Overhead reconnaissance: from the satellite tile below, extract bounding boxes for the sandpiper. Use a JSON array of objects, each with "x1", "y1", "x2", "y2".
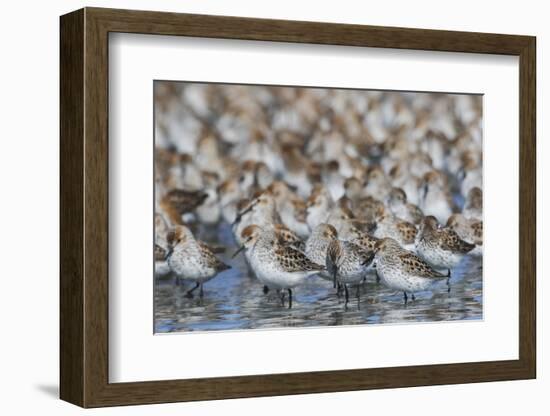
[
  {"x1": 387, "y1": 187, "x2": 423, "y2": 224},
  {"x1": 324, "y1": 160, "x2": 346, "y2": 201},
  {"x1": 306, "y1": 184, "x2": 333, "y2": 231},
  {"x1": 232, "y1": 192, "x2": 280, "y2": 245},
  {"x1": 419, "y1": 171, "x2": 454, "y2": 224},
  {"x1": 237, "y1": 160, "x2": 261, "y2": 195},
  {"x1": 459, "y1": 156, "x2": 482, "y2": 198},
  {"x1": 463, "y1": 187, "x2": 483, "y2": 221},
  {"x1": 164, "y1": 153, "x2": 204, "y2": 192},
  {"x1": 196, "y1": 187, "x2": 221, "y2": 225},
  {"x1": 375, "y1": 238, "x2": 450, "y2": 303},
  {"x1": 234, "y1": 225, "x2": 325, "y2": 308},
  {"x1": 256, "y1": 161, "x2": 276, "y2": 190},
  {"x1": 218, "y1": 178, "x2": 241, "y2": 224},
  {"x1": 273, "y1": 223, "x2": 305, "y2": 251},
  {"x1": 336, "y1": 227, "x2": 381, "y2": 283},
  {"x1": 160, "y1": 188, "x2": 208, "y2": 225},
  {"x1": 372, "y1": 206, "x2": 417, "y2": 250},
  {"x1": 195, "y1": 132, "x2": 225, "y2": 177},
  {"x1": 354, "y1": 196, "x2": 385, "y2": 225},
  {"x1": 154, "y1": 214, "x2": 172, "y2": 276},
  {"x1": 326, "y1": 239, "x2": 375, "y2": 306},
  {"x1": 343, "y1": 177, "x2": 365, "y2": 203},
  {"x1": 166, "y1": 225, "x2": 231, "y2": 298},
  {"x1": 388, "y1": 161, "x2": 421, "y2": 206},
  {"x1": 325, "y1": 196, "x2": 356, "y2": 232},
  {"x1": 415, "y1": 216, "x2": 475, "y2": 272},
  {"x1": 446, "y1": 213, "x2": 483, "y2": 257},
  {"x1": 281, "y1": 143, "x2": 314, "y2": 198},
  {"x1": 305, "y1": 223, "x2": 339, "y2": 281},
  {"x1": 267, "y1": 181, "x2": 310, "y2": 238},
  {"x1": 364, "y1": 166, "x2": 392, "y2": 200}
]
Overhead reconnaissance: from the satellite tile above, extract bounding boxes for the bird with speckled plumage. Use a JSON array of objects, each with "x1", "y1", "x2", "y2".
[
  {"x1": 387, "y1": 187, "x2": 423, "y2": 225},
  {"x1": 415, "y1": 216, "x2": 475, "y2": 272},
  {"x1": 446, "y1": 214, "x2": 483, "y2": 257},
  {"x1": 372, "y1": 205, "x2": 417, "y2": 250},
  {"x1": 305, "y1": 223, "x2": 339, "y2": 282},
  {"x1": 375, "y1": 238, "x2": 450, "y2": 303},
  {"x1": 326, "y1": 238, "x2": 375, "y2": 307},
  {"x1": 233, "y1": 225, "x2": 325, "y2": 308},
  {"x1": 167, "y1": 225, "x2": 231, "y2": 298}
]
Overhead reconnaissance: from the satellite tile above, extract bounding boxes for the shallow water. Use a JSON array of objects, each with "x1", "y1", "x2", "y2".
[{"x1": 154, "y1": 224, "x2": 483, "y2": 333}]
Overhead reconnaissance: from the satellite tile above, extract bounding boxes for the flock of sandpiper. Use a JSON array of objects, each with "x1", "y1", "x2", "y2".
[{"x1": 154, "y1": 83, "x2": 483, "y2": 309}]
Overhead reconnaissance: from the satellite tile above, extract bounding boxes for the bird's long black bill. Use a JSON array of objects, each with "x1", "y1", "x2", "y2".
[
  {"x1": 232, "y1": 202, "x2": 256, "y2": 225},
  {"x1": 232, "y1": 245, "x2": 246, "y2": 258},
  {"x1": 422, "y1": 183, "x2": 428, "y2": 199},
  {"x1": 164, "y1": 247, "x2": 173, "y2": 261}
]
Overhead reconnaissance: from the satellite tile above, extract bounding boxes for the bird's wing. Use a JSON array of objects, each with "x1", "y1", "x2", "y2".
[
  {"x1": 398, "y1": 251, "x2": 448, "y2": 278},
  {"x1": 165, "y1": 189, "x2": 208, "y2": 213},
  {"x1": 440, "y1": 229, "x2": 476, "y2": 253},
  {"x1": 274, "y1": 225, "x2": 303, "y2": 247},
  {"x1": 199, "y1": 244, "x2": 231, "y2": 272},
  {"x1": 275, "y1": 245, "x2": 325, "y2": 273},
  {"x1": 198, "y1": 241, "x2": 226, "y2": 254},
  {"x1": 396, "y1": 220, "x2": 417, "y2": 244},
  {"x1": 353, "y1": 234, "x2": 379, "y2": 252}
]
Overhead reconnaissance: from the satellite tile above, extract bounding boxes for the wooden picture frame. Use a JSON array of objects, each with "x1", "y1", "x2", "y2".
[{"x1": 60, "y1": 7, "x2": 536, "y2": 408}]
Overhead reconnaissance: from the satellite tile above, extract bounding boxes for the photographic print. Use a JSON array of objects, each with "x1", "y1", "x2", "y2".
[{"x1": 154, "y1": 81, "x2": 483, "y2": 333}]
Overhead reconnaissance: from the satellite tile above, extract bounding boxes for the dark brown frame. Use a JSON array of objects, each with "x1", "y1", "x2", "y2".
[{"x1": 60, "y1": 7, "x2": 536, "y2": 408}]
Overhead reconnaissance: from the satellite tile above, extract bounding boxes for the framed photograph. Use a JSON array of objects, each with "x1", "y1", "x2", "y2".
[{"x1": 60, "y1": 7, "x2": 536, "y2": 408}]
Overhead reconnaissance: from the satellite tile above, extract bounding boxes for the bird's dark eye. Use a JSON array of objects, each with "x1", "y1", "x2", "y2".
[{"x1": 239, "y1": 176, "x2": 245, "y2": 183}]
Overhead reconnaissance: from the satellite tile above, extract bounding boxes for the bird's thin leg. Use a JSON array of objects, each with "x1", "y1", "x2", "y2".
[
  {"x1": 447, "y1": 277, "x2": 451, "y2": 294},
  {"x1": 403, "y1": 291, "x2": 408, "y2": 304},
  {"x1": 411, "y1": 293, "x2": 416, "y2": 301},
  {"x1": 199, "y1": 283, "x2": 204, "y2": 298},
  {"x1": 279, "y1": 290, "x2": 286, "y2": 306},
  {"x1": 288, "y1": 288, "x2": 292, "y2": 309},
  {"x1": 375, "y1": 270, "x2": 380, "y2": 284},
  {"x1": 263, "y1": 285, "x2": 269, "y2": 295},
  {"x1": 344, "y1": 285, "x2": 349, "y2": 307},
  {"x1": 185, "y1": 282, "x2": 200, "y2": 298},
  {"x1": 336, "y1": 281, "x2": 344, "y2": 298}
]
